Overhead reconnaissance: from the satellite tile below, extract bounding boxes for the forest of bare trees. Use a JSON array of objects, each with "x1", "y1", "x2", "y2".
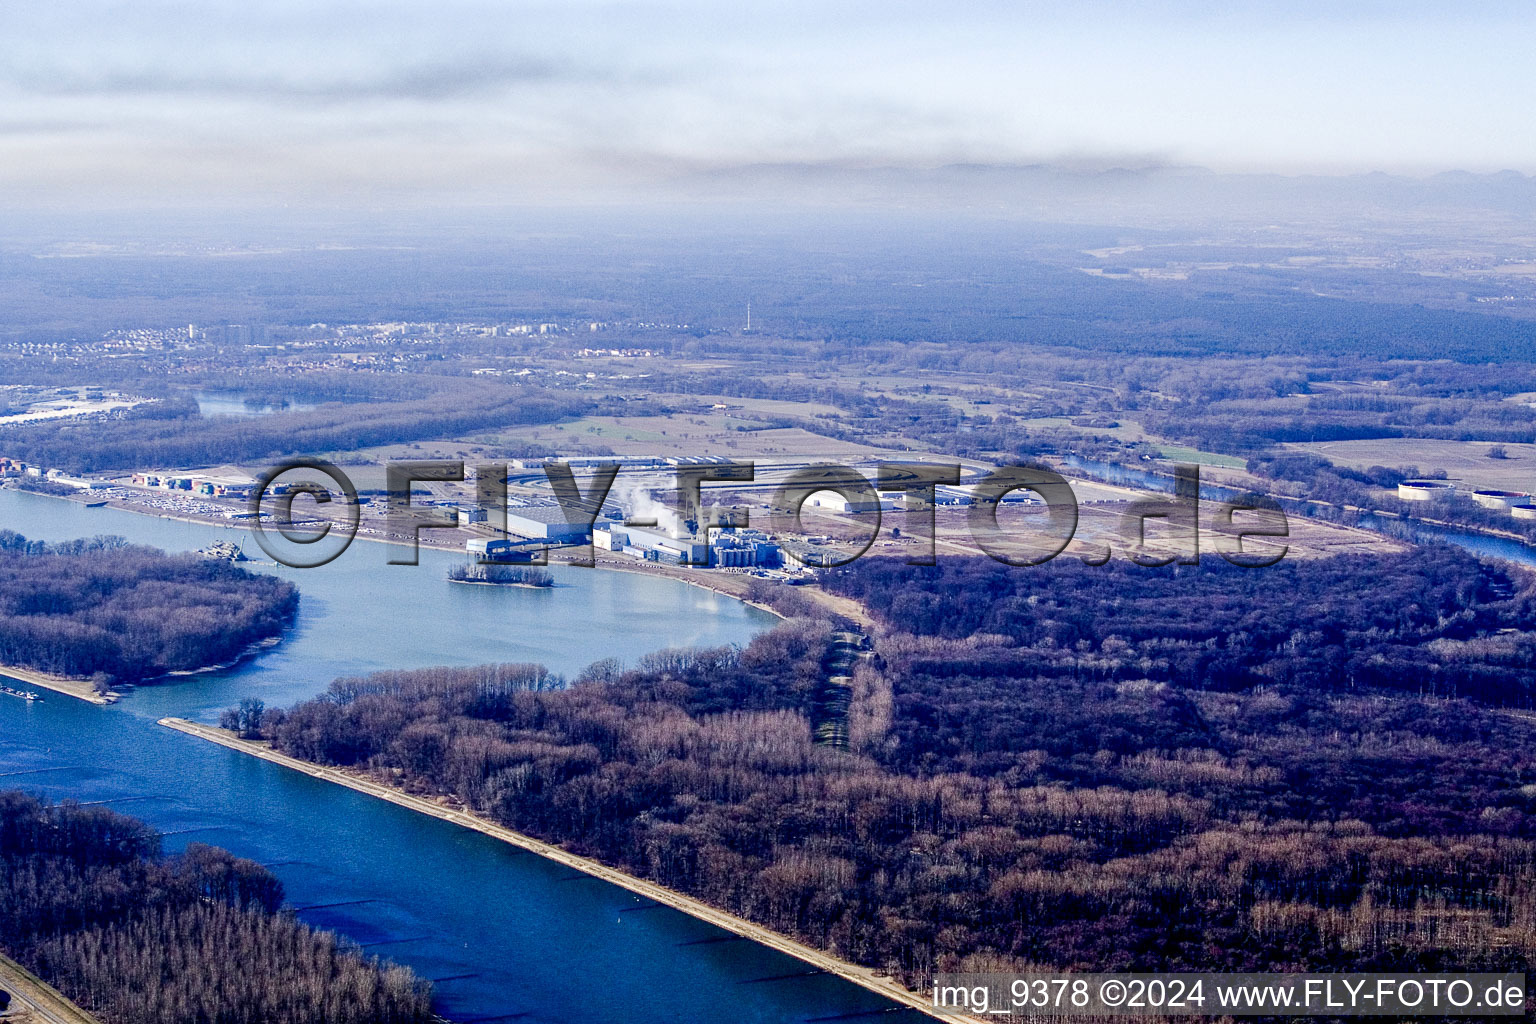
[
  {"x1": 0, "y1": 383, "x2": 591, "y2": 474},
  {"x1": 0, "y1": 791, "x2": 436, "y2": 1024},
  {"x1": 241, "y1": 548, "x2": 1536, "y2": 990},
  {"x1": 0, "y1": 532, "x2": 297, "y2": 683}
]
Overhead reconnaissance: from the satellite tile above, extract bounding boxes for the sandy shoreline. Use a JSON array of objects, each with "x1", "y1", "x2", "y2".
[
  {"x1": 159, "y1": 717, "x2": 953, "y2": 1022},
  {"x1": 444, "y1": 578, "x2": 554, "y2": 589},
  {"x1": 0, "y1": 665, "x2": 114, "y2": 705},
  {"x1": 0, "y1": 635, "x2": 293, "y2": 708}
]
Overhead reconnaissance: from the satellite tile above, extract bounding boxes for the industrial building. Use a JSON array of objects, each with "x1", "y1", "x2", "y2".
[
  {"x1": 595, "y1": 523, "x2": 708, "y2": 564},
  {"x1": 467, "y1": 538, "x2": 516, "y2": 559},
  {"x1": 511, "y1": 456, "x2": 663, "y2": 471},
  {"x1": 711, "y1": 529, "x2": 782, "y2": 568},
  {"x1": 129, "y1": 471, "x2": 255, "y2": 499},
  {"x1": 803, "y1": 492, "x2": 888, "y2": 514},
  {"x1": 663, "y1": 455, "x2": 741, "y2": 467},
  {"x1": 932, "y1": 485, "x2": 975, "y2": 506},
  {"x1": 466, "y1": 538, "x2": 540, "y2": 563},
  {"x1": 801, "y1": 485, "x2": 1029, "y2": 513},
  {"x1": 1472, "y1": 489, "x2": 1527, "y2": 512},
  {"x1": 504, "y1": 505, "x2": 596, "y2": 543},
  {"x1": 1398, "y1": 480, "x2": 1455, "y2": 501},
  {"x1": 594, "y1": 524, "x2": 780, "y2": 568}
]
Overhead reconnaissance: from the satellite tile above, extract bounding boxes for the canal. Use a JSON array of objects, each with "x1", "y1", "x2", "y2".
[{"x1": 0, "y1": 488, "x2": 916, "y2": 1024}]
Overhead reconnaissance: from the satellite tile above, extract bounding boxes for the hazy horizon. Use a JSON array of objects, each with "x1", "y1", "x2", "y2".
[{"x1": 5, "y1": 1, "x2": 1536, "y2": 207}]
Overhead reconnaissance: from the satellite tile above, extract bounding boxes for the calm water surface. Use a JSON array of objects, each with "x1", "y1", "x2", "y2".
[
  {"x1": 191, "y1": 390, "x2": 320, "y2": 418},
  {"x1": 0, "y1": 489, "x2": 913, "y2": 1024}
]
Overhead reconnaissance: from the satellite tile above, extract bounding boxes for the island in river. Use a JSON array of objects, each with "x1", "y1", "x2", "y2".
[
  {"x1": 0, "y1": 531, "x2": 297, "y2": 698},
  {"x1": 446, "y1": 562, "x2": 554, "y2": 587}
]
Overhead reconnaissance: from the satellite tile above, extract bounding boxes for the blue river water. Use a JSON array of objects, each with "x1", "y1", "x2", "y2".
[
  {"x1": 0, "y1": 489, "x2": 916, "y2": 1024},
  {"x1": 192, "y1": 390, "x2": 320, "y2": 418}
]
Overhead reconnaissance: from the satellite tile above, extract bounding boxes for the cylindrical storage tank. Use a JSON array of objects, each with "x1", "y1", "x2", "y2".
[
  {"x1": 1513, "y1": 504, "x2": 1536, "y2": 521},
  {"x1": 1398, "y1": 480, "x2": 1455, "y2": 501},
  {"x1": 1472, "y1": 489, "x2": 1526, "y2": 511}
]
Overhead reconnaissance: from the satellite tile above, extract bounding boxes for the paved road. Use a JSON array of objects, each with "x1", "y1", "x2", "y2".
[{"x1": 0, "y1": 953, "x2": 100, "y2": 1024}]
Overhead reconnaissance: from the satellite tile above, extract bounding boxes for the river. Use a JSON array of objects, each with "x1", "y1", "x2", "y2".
[
  {"x1": 0, "y1": 489, "x2": 917, "y2": 1024},
  {"x1": 1063, "y1": 455, "x2": 1536, "y2": 570}
]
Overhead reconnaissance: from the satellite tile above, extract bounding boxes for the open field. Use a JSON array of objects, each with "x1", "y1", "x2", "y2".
[
  {"x1": 1015, "y1": 414, "x2": 1149, "y2": 442},
  {"x1": 1289, "y1": 438, "x2": 1536, "y2": 491},
  {"x1": 1153, "y1": 445, "x2": 1247, "y2": 468},
  {"x1": 0, "y1": 386, "x2": 143, "y2": 426},
  {"x1": 792, "y1": 490, "x2": 1405, "y2": 567},
  {"x1": 351, "y1": 420, "x2": 903, "y2": 463}
]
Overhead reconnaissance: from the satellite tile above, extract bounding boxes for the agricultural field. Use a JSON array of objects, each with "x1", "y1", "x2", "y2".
[
  {"x1": 1288, "y1": 438, "x2": 1536, "y2": 492},
  {"x1": 446, "y1": 415, "x2": 903, "y2": 461}
]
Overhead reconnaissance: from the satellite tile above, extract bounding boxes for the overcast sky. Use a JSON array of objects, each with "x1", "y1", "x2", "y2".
[{"x1": 3, "y1": 1, "x2": 1534, "y2": 203}]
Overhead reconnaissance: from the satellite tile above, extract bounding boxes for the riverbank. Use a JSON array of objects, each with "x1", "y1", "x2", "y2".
[
  {"x1": 10, "y1": 484, "x2": 803, "y2": 620},
  {"x1": 1367, "y1": 507, "x2": 1536, "y2": 546},
  {"x1": 577, "y1": 551, "x2": 803, "y2": 619},
  {"x1": 0, "y1": 666, "x2": 114, "y2": 705},
  {"x1": 159, "y1": 717, "x2": 956, "y2": 1023},
  {"x1": 0, "y1": 634, "x2": 296, "y2": 707},
  {"x1": 0, "y1": 949, "x2": 103, "y2": 1024}
]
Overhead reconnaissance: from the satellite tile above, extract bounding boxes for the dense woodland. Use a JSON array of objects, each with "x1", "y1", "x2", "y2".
[
  {"x1": 11, "y1": 207, "x2": 1536, "y2": 1004},
  {"x1": 1144, "y1": 388, "x2": 1536, "y2": 452},
  {"x1": 0, "y1": 383, "x2": 592, "y2": 474},
  {"x1": 0, "y1": 533, "x2": 296, "y2": 683},
  {"x1": 828, "y1": 549, "x2": 1536, "y2": 708},
  {"x1": 246, "y1": 549, "x2": 1536, "y2": 990},
  {"x1": 0, "y1": 791, "x2": 435, "y2": 1024},
  {"x1": 446, "y1": 563, "x2": 554, "y2": 586},
  {"x1": 6, "y1": 202, "x2": 1535, "y2": 363}
]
